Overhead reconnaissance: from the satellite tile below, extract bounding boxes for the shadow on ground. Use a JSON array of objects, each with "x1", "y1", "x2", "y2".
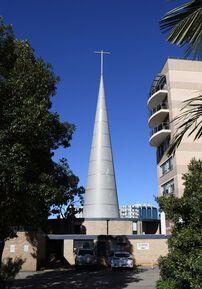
[{"x1": 10, "y1": 268, "x2": 149, "y2": 289}]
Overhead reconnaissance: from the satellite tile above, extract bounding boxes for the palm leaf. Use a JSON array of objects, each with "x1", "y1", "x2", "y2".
[
  {"x1": 167, "y1": 93, "x2": 202, "y2": 155},
  {"x1": 160, "y1": 0, "x2": 202, "y2": 59}
]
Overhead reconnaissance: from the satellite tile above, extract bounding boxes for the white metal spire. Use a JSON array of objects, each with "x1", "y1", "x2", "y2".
[{"x1": 83, "y1": 51, "x2": 120, "y2": 219}]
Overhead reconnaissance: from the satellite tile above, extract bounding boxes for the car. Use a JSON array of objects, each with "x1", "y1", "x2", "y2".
[
  {"x1": 110, "y1": 251, "x2": 134, "y2": 269},
  {"x1": 75, "y1": 248, "x2": 97, "y2": 268}
]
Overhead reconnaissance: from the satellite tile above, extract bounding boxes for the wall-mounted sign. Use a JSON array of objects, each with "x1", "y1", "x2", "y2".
[
  {"x1": 137, "y1": 243, "x2": 150, "y2": 250},
  {"x1": 10, "y1": 245, "x2": 15, "y2": 253}
]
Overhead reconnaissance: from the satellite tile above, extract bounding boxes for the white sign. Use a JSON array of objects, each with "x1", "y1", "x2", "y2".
[
  {"x1": 10, "y1": 245, "x2": 15, "y2": 253},
  {"x1": 24, "y1": 244, "x2": 29, "y2": 252},
  {"x1": 137, "y1": 243, "x2": 150, "y2": 250}
]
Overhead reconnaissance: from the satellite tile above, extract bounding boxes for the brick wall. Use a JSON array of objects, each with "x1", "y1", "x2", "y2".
[
  {"x1": 83, "y1": 220, "x2": 108, "y2": 235},
  {"x1": 64, "y1": 240, "x2": 74, "y2": 265},
  {"x1": 83, "y1": 220, "x2": 133, "y2": 235},
  {"x1": 63, "y1": 236, "x2": 168, "y2": 266},
  {"x1": 109, "y1": 220, "x2": 133, "y2": 235},
  {"x1": 130, "y1": 238, "x2": 168, "y2": 266},
  {"x1": 3, "y1": 232, "x2": 45, "y2": 271}
]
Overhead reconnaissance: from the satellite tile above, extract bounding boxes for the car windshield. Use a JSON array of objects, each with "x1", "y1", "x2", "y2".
[
  {"x1": 114, "y1": 252, "x2": 130, "y2": 258},
  {"x1": 78, "y1": 249, "x2": 94, "y2": 256}
]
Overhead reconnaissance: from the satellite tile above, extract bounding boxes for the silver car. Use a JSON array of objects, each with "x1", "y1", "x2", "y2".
[
  {"x1": 110, "y1": 251, "x2": 134, "y2": 269},
  {"x1": 75, "y1": 249, "x2": 97, "y2": 268}
]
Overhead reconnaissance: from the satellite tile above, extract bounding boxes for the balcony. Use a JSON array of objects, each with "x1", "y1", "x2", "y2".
[
  {"x1": 149, "y1": 122, "x2": 171, "y2": 147},
  {"x1": 147, "y1": 89, "x2": 168, "y2": 110},
  {"x1": 148, "y1": 102, "x2": 169, "y2": 128},
  {"x1": 148, "y1": 74, "x2": 168, "y2": 109}
]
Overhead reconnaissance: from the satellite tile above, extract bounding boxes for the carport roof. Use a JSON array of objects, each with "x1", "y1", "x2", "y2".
[{"x1": 47, "y1": 234, "x2": 169, "y2": 240}]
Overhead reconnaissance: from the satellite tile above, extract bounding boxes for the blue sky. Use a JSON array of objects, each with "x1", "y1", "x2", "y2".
[{"x1": 1, "y1": 0, "x2": 184, "y2": 206}]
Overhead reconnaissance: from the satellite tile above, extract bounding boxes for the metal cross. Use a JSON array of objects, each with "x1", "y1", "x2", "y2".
[{"x1": 94, "y1": 50, "x2": 111, "y2": 76}]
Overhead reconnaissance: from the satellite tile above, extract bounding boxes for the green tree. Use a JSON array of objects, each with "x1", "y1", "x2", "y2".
[
  {"x1": 160, "y1": 0, "x2": 202, "y2": 155},
  {"x1": 51, "y1": 158, "x2": 84, "y2": 219},
  {"x1": 0, "y1": 18, "x2": 84, "y2": 267},
  {"x1": 156, "y1": 159, "x2": 202, "y2": 289}
]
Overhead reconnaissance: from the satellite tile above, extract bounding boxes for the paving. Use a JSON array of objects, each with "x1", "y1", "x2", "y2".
[{"x1": 11, "y1": 266, "x2": 159, "y2": 289}]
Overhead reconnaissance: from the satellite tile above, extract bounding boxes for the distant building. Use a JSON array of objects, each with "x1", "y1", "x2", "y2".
[
  {"x1": 76, "y1": 204, "x2": 159, "y2": 222},
  {"x1": 119, "y1": 204, "x2": 139, "y2": 219},
  {"x1": 119, "y1": 204, "x2": 159, "y2": 220}
]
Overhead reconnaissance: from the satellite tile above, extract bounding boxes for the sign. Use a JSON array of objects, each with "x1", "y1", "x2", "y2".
[{"x1": 137, "y1": 243, "x2": 150, "y2": 250}]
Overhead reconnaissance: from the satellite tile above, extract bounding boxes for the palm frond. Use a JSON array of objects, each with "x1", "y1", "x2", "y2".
[
  {"x1": 160, "y1": 0, "x2": 202, "y2": 59},
  {"x1": 167, "y1": 93, "x2": 202, "y2": 155}
]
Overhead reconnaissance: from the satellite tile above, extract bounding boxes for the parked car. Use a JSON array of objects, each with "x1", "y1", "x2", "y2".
[
  {"x1": 75, "y1": 249, "x2": 97, "y2": 268},
  {"x1": 110, "y1": 251, "x2": 134, "y2": 269}
]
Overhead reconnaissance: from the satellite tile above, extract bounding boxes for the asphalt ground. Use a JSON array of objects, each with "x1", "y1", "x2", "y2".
[{"x1": 11, "y1": 267, "x2": 159, "y2": 289}]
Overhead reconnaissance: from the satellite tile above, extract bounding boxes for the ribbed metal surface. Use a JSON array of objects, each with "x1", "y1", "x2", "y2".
[{"x1": 83, "y1": 76, "x2": 120, "y2": 218}]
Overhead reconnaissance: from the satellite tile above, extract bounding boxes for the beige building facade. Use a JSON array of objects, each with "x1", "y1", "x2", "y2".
[
  {"x1": 83, "y1": 219, "x2": 133, "y2": 235},
  {"x1": 147, "y1": 58, "x2": 202, "y2": 233},
  {"x1": 3, "y1": 219, "x2": 161, "y2": 271},
  {"x1": 63, "y1": 235, "x2": 168, "y2": 267},
  {"x1": 3, "y1": 232, "x2": 45, "y2": 271}
]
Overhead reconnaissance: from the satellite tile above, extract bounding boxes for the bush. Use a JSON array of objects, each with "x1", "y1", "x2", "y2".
[
  {"x1": 156, "y1": 279, "x2": 178, "y2": 289},
  {"x1": 158, "y1": 256, "x2": 175, "y2": 280},
  {"x1": 0, "y1": 258, "x2": 24, "y2": 289},
  {"x1": 156, "y1": 159, "x2": 202, "y2": 289}
]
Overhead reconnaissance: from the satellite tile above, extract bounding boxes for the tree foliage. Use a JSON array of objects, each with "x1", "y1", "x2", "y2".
[
  {"x1": 167, "y1": 94, "x2": 202, "y2": 155},
  {"x1": 51, "y1": 158, "x2": 84, "y2": 219},
  {"x1": 160, "y1": 0, "x2": 202, "y2": 60},
  {"x1": 156, "y1": 159, "x2": 202, "y2": 289},
  {"x1": 0, "y1": 17, "x2": 84, "y2": 251}
]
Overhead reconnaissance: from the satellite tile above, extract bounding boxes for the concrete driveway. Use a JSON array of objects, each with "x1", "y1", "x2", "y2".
[{"x1": 11, "y1": 267, "x2": 159, "y2": 289}]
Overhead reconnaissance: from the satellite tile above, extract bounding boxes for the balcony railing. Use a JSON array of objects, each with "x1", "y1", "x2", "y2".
[
  {"x1": 148, "y1": 74, "x2": 167, "y2": 100},
  {"x1": 150, "y1": 122, "x2": 170, "y2": 137},
  {"x1": 149, "y1": 102, "x2": 168, "y2": 117}
]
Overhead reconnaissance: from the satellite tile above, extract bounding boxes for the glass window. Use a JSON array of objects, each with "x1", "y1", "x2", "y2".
[
  {"x1": 162, "y1": 179, "x2": 175, "y2": 195},
  {"x1": 73, "y1": 239, "x2": 94, "y2": 252},
  {"x1": 77, "y1": 249, "x2": 94, "y2": 256},
  {"x1": 157, "y1": 137, "x2": 170, "y2": 161},
  {"x1": 10, "y1": 245, "x2": 15, "y2": 253},
  {"x1": 161, "y1": 157, "x2": 173, "y2": 176},
  {"x1": 23, "y1": 244, "x2": 29, "y2": 252}
]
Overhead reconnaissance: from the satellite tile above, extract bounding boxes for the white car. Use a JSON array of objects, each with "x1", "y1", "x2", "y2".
[
  {"x1": 110, "y1": 251, "x2": 134, "y2": 269},
  {"x1": 75, "y1": 249, "x2": 97, "y2": 268}
]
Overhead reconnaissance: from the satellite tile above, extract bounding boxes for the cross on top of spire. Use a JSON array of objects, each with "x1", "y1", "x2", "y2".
[{"x1": 94, "y1": 50, "x2": 111, "y2": 76}]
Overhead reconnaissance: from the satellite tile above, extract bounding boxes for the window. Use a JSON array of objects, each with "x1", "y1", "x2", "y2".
[
  {"x1": 162, "y1": 179, "x2": 175, "y2": 195},
  {"x1": 157, "y1": 137, "x2": 170, "y2": 161},
  {"x1": 73, "y1": 239, "x2": 94, "y2": 252},
  {"x1": 23, "y1": 244, "x2": 29, "y2": 252},
  {"x1": 10, "y1": 245, "x2": 15, "y2": 253},
  {"x1": 161, "y1": 157, "x2": 173, "y2": 176}
]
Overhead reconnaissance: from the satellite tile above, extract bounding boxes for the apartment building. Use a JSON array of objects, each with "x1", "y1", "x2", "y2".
[
  {"x1": 147, "y1": 58, "x2": 202, "y2": 233},
  {"x1": 120, "y1": 204, "x2": 158, "y2": 220}
]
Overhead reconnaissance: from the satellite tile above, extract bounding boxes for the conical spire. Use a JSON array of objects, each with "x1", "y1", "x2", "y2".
[{"x1": 83, "y1": 68, "x2": 120, "y2": 218}]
